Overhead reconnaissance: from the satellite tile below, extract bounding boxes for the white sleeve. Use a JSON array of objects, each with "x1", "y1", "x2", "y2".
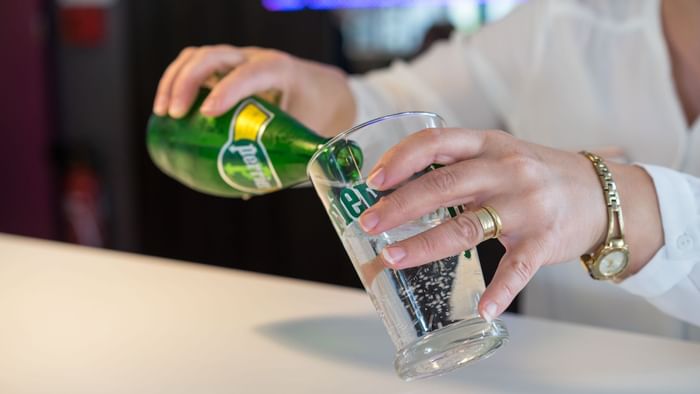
[
  {"x1": 348, "y1": 0, "x2": 544, "y2": 130},
  {"x1": 618, "y1": 164, "x2": 700, "y2": 326}
]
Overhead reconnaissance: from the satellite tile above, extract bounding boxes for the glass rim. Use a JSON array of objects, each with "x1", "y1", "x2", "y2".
[{"x1": 306, "y1": 111, "x2": 445, "y2": 179}]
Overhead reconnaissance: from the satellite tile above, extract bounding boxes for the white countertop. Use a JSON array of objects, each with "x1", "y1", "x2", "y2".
[{"x1": 1, "y1": 233, "x2": 699, "y2": 394}]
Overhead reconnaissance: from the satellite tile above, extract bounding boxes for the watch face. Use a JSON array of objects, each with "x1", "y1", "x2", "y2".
[{"x1": 599, "y1": 250, "x2": 628, "y2": 276}]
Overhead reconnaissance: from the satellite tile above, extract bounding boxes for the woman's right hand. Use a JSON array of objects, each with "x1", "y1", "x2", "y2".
[{"x1": 152, "y1": 45, "x2": 356, "y2": 137}]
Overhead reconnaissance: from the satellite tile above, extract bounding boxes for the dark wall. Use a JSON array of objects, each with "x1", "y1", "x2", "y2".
[
  {"x1": 0, "y1": 0, "x2": 56, "y2": 240},
  {"x1": 57, "y1": 1, "x2": 134, "y2": 250}
]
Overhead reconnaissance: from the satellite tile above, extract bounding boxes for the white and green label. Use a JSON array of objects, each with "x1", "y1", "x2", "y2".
[{"x1": 217, "y1": 99, "x2": 282, "y2": 194}]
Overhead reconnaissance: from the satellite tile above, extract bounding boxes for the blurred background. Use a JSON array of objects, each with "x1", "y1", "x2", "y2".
[
  {"x1": 4, "y1": 0, "x2": 700, "y2": 342},
  {"x1": 0, "y1": 0, "x2": 519, "y2": 308}
]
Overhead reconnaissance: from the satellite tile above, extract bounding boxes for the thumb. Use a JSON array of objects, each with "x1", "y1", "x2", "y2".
[{"x1": 478, "y1": 242, "x2": 543, "y2": 322}]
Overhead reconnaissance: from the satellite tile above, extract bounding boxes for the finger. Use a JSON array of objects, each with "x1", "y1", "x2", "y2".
[
  {"x1": 365, "y1": 128, "x2": 490, "y2": 191},
  {"x1": 478, "y1": 241, "x2": 545, "y2": 322},
  {"x1": 374, "y1": 199, "x2": 519, "y2": 269},
  {"x1": 376, "y1": 210, "x2": 485, "y2": 270},
  {"x1": 359, "y1": 256, "x2": 385, "y2": 287},
  {"x1": 200, "y1": 58, "x2": 288, "y2": 117},
  {"x1": 169, "y1": 45, "x2": 247, "y2": 118},
  {"x1": 153, "y1": 47, "x2": 196, "y2": 115},
  {"x1": 359, "y1": 159, "x2": 503, "y2": 234}
]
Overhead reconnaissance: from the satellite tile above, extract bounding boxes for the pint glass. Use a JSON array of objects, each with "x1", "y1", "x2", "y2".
[{"x1": 307, "y1": 112, "x2": 508, "y2": 381}]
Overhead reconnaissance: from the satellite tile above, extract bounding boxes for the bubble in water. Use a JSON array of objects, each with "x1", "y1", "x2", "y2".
[{"x1": 340, "y1": 205, "x2": 486, "y2": 349}]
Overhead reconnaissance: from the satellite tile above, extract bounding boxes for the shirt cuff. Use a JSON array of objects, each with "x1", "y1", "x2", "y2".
[{"x1": 617, "y1": 164, "x2": 700, "y2": 298}]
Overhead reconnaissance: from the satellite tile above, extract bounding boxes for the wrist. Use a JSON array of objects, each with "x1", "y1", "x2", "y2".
[
  {"x1": 606, "y1": 163, "x2": 664, "y2": 280},
  {"x1": 577, "y1": 151, "x2": 632, "y2": 280},
  {"x1": 297, "y1": 59, "x2": 355, "y2": 138},
  {"x1": 578, "y1": 153, "x2": 609, "y2": 255}
]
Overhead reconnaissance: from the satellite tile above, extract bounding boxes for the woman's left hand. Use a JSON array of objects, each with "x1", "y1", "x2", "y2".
[{"x1": 357, "y1": 128, "x2": 610, "y2": 322}]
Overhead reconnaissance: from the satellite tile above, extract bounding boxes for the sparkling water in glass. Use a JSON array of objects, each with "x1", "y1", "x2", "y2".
[{"x1": 307, "y1": 113, "x2": 508, "y2": 381}]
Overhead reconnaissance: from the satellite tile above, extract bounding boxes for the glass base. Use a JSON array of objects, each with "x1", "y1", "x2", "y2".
[{"x1": 394, "y1": 317, "x2": 509, "y2": 381}]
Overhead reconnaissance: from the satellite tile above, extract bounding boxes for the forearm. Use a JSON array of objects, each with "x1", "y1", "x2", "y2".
[
  {"x1": 608, "y1": 162, "x2": 664, "y2": 279},
  {"x1": 321, "y1": 66, "x2": 356, "y2": 137}
]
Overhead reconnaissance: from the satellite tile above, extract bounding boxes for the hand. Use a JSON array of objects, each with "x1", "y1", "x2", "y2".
[
  {"x1": 357, "y1": 128, "x2": 613, "y2": 322},
  {"x1": 152, "y1": 45, "x2": 355, "y2": 137}
]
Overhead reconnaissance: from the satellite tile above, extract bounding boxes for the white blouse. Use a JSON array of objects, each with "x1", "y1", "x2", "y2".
[{"x1": 349, "y1": 0, "x2": 700, "y2": 335}]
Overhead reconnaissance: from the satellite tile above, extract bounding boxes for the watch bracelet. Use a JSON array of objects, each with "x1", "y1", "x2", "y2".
[
  {"x1": 581, "y1": 151, "x2": 621, "y2": 213},
  {"x1": 579, "y1": 151, "x2": 629, "y2": 279}
]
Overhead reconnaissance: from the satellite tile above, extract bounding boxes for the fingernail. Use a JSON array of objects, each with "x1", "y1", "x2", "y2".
[
  {"x1": 382, "y1": 246, "x2": 406, "y2": 265},
  {"x1": 169, "y1": 99, "x2": 187, "y2": 118},
  {"x1": 200, "y1": 99, "x2": 215, "y2": 114},
  {"x1": 153, "y1": 96, "x2": 166, "y2": 115},
  {"x1": 359, "y1": 211, "x2": 379, "y2": 232},
  {"x1": 366, "y1": 167, "x2": 385, "y2": 189},
  {"x1": 482, "y1": 303, "x2": 498, "y2": 323}
]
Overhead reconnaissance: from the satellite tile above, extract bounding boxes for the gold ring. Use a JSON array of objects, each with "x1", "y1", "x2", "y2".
[
  {"x1": 483, "y1": 206, "x2": 503, "y2": 239},
  {"x1": 475, "y1": 206, "x2": 503, "y2": 240}
]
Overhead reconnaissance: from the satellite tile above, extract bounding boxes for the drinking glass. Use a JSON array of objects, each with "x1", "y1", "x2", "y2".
[{"x1": 307, "y1": 112, "x2": 508, "y2": 381}]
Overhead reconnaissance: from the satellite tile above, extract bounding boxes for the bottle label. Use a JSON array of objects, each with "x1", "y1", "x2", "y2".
[{"x1": 217, "y1": 99, "x2": 283, "y2": 194}]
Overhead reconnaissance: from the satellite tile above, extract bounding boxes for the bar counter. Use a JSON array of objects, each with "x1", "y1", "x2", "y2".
[{"x1": 1, "y1": 234, "x2": 699, "y2": 393}]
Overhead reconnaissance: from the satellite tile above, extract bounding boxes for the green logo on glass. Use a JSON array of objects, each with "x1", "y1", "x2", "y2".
[
  {"x1": 217, "y1": 99, "x2": 282, "y2": 194},
  {"x1": 328, "y1": 183, "x2": 383, "y2": 230}
]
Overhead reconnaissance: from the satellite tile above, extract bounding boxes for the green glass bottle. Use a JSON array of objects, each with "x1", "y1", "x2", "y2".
[{"x1": 147, "y1": 89, "x2": 362, "y2": 199}]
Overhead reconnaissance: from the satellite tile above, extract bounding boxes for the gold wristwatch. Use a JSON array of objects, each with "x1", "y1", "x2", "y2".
[{"x1": 579, "y1": 151, "x2": 630, "y2": 281}]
